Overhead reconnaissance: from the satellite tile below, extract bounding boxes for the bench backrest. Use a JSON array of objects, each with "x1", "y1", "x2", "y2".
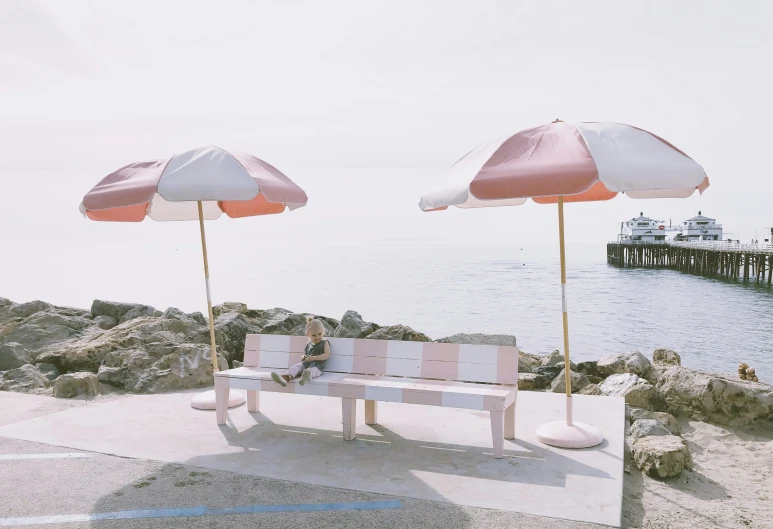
[{"x1": 243, "y1": 334, "x2": 519, "y2": 385}]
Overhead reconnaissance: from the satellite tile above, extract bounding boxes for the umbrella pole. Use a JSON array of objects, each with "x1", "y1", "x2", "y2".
[
  {"x1": 534, "y1": 196, "x2": 603, "y2": 448},
  {"x1": 198, "y1": 201, "x2": 219, "y2": 373},
  {"x1": 557, "y1": 196, "x2": 573, "y2": 424}
]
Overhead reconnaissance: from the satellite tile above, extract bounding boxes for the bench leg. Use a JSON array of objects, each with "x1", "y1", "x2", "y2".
[
  {"x1": 490, "y1": 410, "x2": 504, "y2": 458},
  {"x1": 505, "y1": 400, "x2": 515, "y2": 440},
  {"x1": 214, "y1": 377, "x2": 229, "y2": 425},
  {"x1": 342, "y1": 398, "x2": 357, "y2": 440},
  {"x1": 247, "y1": 390, "x2": 260, "y2": 413},
  {"x1": 365, "y1": 400, "x2": 378, "y2": 425}
]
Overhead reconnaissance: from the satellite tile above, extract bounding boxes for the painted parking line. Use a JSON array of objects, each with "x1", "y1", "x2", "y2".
[
  {"x1": 0, "y1": 501, "x2": 403, "y2": 526},
  {"x1": 0, "y1": 453, "x2": 92, "y2": 460}
]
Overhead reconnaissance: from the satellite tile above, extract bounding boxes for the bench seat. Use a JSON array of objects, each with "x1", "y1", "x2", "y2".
[{"x1": 219, "y1": 367, "x2": 515, "y2": 411}]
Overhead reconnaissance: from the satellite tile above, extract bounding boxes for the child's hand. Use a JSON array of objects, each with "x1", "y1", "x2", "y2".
[{"x1": 300, "y1": 355, "x2": 307, "y2": 362}]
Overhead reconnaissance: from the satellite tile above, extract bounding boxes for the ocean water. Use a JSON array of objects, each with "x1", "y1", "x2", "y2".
[{"x1": 227, "y1": 241, "x2": 773, "y2": 382}]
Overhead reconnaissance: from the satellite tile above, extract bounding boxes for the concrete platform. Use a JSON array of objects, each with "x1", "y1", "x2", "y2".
[{"x1": 0, "y1": 390, "x2": 625, "y2": 527}]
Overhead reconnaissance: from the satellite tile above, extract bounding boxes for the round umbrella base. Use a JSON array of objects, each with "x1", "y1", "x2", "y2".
[
  {"x1": 190, "y1": 390, "x2": 245, "y2": 410},
  {"x1": 535, "y1": 421, "x2": 604, "y2": 449}
]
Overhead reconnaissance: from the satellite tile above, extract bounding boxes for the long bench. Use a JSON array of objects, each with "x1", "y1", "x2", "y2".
[{"x1": 214, "y1": 334, "x2": 519, "y2": 458}]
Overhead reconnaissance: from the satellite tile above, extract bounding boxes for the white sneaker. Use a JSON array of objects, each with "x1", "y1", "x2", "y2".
[
  {"x1": 271, "y1": 372, "x2": 288, "y2": 387},
  {"x1": 299, "y1": 369, "x2": 312, "y2": 386}
]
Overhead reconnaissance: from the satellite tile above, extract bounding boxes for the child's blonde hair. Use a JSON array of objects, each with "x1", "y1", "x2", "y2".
[{"x1": 305, "y1": 315, "x2": 325, "y2": 336}]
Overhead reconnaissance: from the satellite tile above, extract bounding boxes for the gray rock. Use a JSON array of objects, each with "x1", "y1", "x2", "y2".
[
  {"x1": 578, "y1": 383, "x2": 603, "y2": 396},
  {"x1": 36, "y1": 363, "x2": 60, "y2": 381},
  {"x1": 435, "y1": 333, "x2": 517, "y2": 347},
  {"x1": 518, "y1": 352, "x2": 542, "y2": 371},
  {"x1": 53, "y1": 372, "x2": 100, "y2": 398},
  {"x1": 161, "y1": 308, "x2": 205, "y2": 335},
  {"x1": 632, "y1": 435, "x2": 692, "y2": 478},
  {"x1": 629, "y1": 418, "x2": 673, "y2": 440},
  {"x1": 213, "y1": 312, "x2": 260, "y2": 365},
  {"x1": 96, "y1": 366, "x2": 127, "y2": 388},
  {"x1": 0, "y1": 343, "x2": 26, "y2": 370},
  {"x1": 577, "y1": 360, "x2": 604, "y2": 378},
  {"x1": 0, "y1": 297, "x2": 12, "y2": 307},
  {"x1": 366, "y1": 325, "x2": 431, "y2": 342},
  {"x1": 517, "y1": 373, "x2": 550, "y2": 391},
  {"x1": 7, "y1": 300, "x2": 53, "y2": 319},
  {"x1": 587, "y1": 375, "x2": 604, "y2": 385},
  {"x1": 260, "y1": 309, "x2": 337, "y2": 338},
  {"x1": 91, "y1": 300, "x2": 159, "y2": 323},
  {"x1": 232, "y1": 360, "x2": 243, "y2": 368},
  {"x1": 550, "y1": 368, "x2": 590, "y2": 394},
  {"x1": 628, "y1": 407, "x2": 681, "y2": 435},
  {"x1": 599, "y1": 373, "x2": 666, "y2": 411},
  {"x1": 554, "y1": 361, "x2": 578, "y2": 372},
  {"x1": 653, "y1": 348, "x2": 681, "y2": 367},
  {"x1": 656, "y1": 366, "x2": 773, "y2": 427},
  {"x1": 93, "y1": 315, "x2": 118, "y2": 330},
  {"x1": 212, "y1": 302, "x2": 263, "y2": 320},
  {"x1": 597, "y1": 352, "x2": 653, "y2": 378},
  {"x1": 533, "y1": 365, "x2": 562, "y2": 379},
  {"x1": 541, "y1": 350, "x2": 563, "y2": 366},
  {"x1": 189, "y1": 312, "x2": 207, "y2": 326},
  {"x1": 0, "y1": 364, "x2": 51, "y2": 394},
  {"x1": 333, "y1": 310, "x2": 379, "y2": 339},
  {"x1": 0, "y1": 309, "x2": 94, "y2": 362}
]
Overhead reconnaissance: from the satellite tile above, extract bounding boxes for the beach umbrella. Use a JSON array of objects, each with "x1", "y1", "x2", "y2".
[
  {"x1": 79, "y1": 145, "x2": 308, "y2": 408},
  {"x1": 419, "y1": 120, "x2": 708, "y2": 448}
]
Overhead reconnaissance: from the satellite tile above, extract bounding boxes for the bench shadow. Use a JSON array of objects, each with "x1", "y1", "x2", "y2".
[{"x1": 194, "y1": 404, "x2": 616, "y2": 497}]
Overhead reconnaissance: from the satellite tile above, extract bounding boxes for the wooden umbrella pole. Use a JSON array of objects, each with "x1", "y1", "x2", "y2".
[
  {"x1": 557, "y1": 196, "x2": 573, "y2": 424},
  {"x1": 197, "y1": 201, "x2": 219, "y2": 373}
]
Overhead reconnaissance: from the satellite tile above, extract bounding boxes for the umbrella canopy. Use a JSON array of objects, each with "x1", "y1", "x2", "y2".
[
  {"x1": 79, "y1": 145, "x2": 308, "y2": 409},
  {"x1": 419, "y1": 120, "x2": 708, "y2": 449},
  {"x1": 80, "y1": 145, "x2": 308, "y2": 221},
  {"x1": 419, "y1": 121, "x2": 708, "y2": 211}
]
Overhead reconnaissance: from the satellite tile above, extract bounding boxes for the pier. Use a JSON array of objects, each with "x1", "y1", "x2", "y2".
[{"x1": 607, "y1": 241, "x2": 773, "y2": 286}]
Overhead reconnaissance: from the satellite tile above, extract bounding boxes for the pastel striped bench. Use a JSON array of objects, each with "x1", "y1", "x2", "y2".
[{"x1": 214, "y1": 334, "x2": 519, "y2": 458}]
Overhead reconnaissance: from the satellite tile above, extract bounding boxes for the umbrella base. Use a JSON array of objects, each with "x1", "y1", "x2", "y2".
[
  {"x1": 535, "y1": 420, "x2": 604, "y2": 449},
  {"x1": 190, "y1": 389, "x2": 245, "y2": 410}
]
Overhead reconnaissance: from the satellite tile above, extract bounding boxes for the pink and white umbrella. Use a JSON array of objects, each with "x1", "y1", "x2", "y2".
[
  {"x1": 80, "y1": 145, "x2": 308, "y2": 408},
  {"x1": 419, "y1": 120, "x2": 709, "y2": 448}
]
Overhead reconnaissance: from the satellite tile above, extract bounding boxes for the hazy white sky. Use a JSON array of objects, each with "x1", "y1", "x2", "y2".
[{"x1": 2, "y1": 0, "x2": 772, "y2": 309}]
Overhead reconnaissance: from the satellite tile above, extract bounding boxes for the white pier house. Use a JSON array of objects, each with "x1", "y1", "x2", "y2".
[
  {"x1": 619, "y1": 212, "x2": 667, "y2": 242},
  {"x1": 675, "y1": 211, "x2": 723, "y2": 241}
]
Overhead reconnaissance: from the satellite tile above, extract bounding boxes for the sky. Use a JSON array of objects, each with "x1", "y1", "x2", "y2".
[{"x1": 1, "y1": 0, "x2": 772, "y2": 310}]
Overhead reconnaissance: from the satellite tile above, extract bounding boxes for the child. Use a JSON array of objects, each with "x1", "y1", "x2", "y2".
[{"x1": 271, "y1": 316, "x2": 330, "y2": 386}]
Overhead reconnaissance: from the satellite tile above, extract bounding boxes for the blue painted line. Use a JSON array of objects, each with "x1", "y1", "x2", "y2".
[{"x1": 0, "y1": 501, "x2": 402, "y2": 526}]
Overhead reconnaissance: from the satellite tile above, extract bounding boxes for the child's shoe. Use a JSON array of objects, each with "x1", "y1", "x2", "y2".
[
  {"x1": 299, "y1": 369, "x2": 312, "y2": 386},
  {"x1": 271, "y1": 372, "x2": 288, "y2": 387}
]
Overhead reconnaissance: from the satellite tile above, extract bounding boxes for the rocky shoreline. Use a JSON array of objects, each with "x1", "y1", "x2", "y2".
[{"x1": 2, "y1": 297, "x2": 772, "y2": 480}]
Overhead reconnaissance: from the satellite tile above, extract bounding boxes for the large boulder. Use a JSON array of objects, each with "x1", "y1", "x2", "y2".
[
  {"x1": 578, "y1": 384, "x2": 603, "y2": 396},
  {"x1": 656, "y1": 366, "x2": 773, "y2": 427},
  {"x1": 0, "y1": 343, "x2": 26, "y2": 370},
  {"x1": 518, "y1": 352, "x2": 542, "y2": 371},
  {"x1": 628, "y1": 407, "x2": 682, "y2": 435},
  {"x1": 540, "y1": 350, "x2": 563, "y2": 367},
  {"x1": 517, "y1": 373, "x2": 550, "y2": 391},
  {"x1": 435, "y1": 333, "x2": 517, "y2": 347},
  {"x1": 212, "y1": 302, "x2": 263, "y2": 320},
  {"x1": 7, "y1": 300, "x2": 53, "y2": 319},
  {"x1": 91, "y1": 300, "x2": 161, "y2": 324},
  {"x1": 52, "y1": 372, "x2": 100, "y2": 398},
  {"x1": 0, "y1": 364, "x2": 51, "y2": 394},
  {"x1": 333, "y1": 311, "x2": 379, "y2": 339},
  {"x1": 259, "y1": 308, "x2": 337, "y2": 337},
  {"x1": 0, "y1": 308, "x2": 97, "y2": 362},
  {"x1": 577, "y1": 360, "x2": 604, "y2": 379},
  {"x1": 533, "y1": 365, "x2": 562, "y2": 379},
  {"x1": 37, "y1": 316, "x2": 228, "y2": 393},
  {"x1": 597, "y1": 352, "x2": 655, "y2": 382},
  {"x1": 212, "y1": 312, "x2": 260, "y2": 365},
  {"x1": 631, "y1": 436, "x2": 692, "y2": 478},
  {"x1": 629, "y1": 419, "x2": 673, "y2": 440},
  {"x1": 36, "y1": 363, "x2": 60, "y2": 381},
  {"x1": 599, "y1": 373, "x2": 666, "y2": 411},
  {"x1": 550, "y1": 368, "x2": 590, "y2": 394},
  {"x1": 653, "y1": 348, "x2": 681, "y2": 367},
  {"x1": 366, "y1": 325, "x2": 431, "y2": 342}
]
